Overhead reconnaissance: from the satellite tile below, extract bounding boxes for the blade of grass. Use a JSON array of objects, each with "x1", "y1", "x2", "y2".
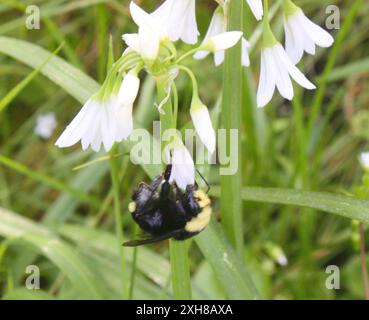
[
  {"x1": 196, "y1": 220, "x2": 260, "y2": 299},
  {"x1": 326, "y1": 57, "x2": 369, "y2": 82},
  {"x1": 0, "y1": 207, "x2": 103, "y2": 299},
  {"x1": 0, "y1": 43, "x2": 63, "y2": 112},
  {"x1": 0, "y1": 36, "x2": 99, "y2": 103},
  {"x1": 221, "y1": 0, "x2": 244, "y2": 255},
  {"x1": 210, "y1": 186, "x2": 369, "y2": 223}
]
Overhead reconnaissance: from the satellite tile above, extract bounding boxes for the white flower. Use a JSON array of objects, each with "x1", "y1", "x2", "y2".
[
  {"x1": 122, "y1": 2, "x2": 168, "y2": 61},
  {"x1": 194, "y1": 7, "x2": 224, "y2": 65},
  {"x1": 34, "y1": 113, "x2": 57, "y2": 139},
  {"x1": 166, "y1": 139, "x2": 195, "y2": 190},
  {"x1": 194, "y1": 8, "x2": 249, "y2": 67},
  {"x1": 360, "y1": 152, "x2": 369, "y2": 170},
  {"x1": 246, "y1": 0, "x2": 263, "y2": 21},
  {"x1": 284, "y1": 1, "x2": 334, "y2": 64},
  {"x1": 190, "y1": 100, "x2": 216, "y2": 154},
  {"x1": 118, "y1": 73, "x2": 140, "y2": 106},
  {"x1": 206, "y1": 31, "x2": 243, "y2": 52},
  {"x1": 152, "y1": 0, "x2": 199, "y2": 44},
  {"x1": 55, "y1": 74, "x2": 139, "y2": 152},
  {"x1": 257, "y1": 43, "x2": 316, "y2": 108}
]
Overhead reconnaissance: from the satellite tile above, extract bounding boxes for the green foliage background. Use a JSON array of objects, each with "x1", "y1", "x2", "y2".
[{"x1": 0, "y1": 0, "x2": 369, "y2": 299}]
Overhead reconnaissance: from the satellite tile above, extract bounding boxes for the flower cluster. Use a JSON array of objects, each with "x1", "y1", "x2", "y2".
[{"x1": 55, "y1": 0, "x2": 334, "y2": 189}]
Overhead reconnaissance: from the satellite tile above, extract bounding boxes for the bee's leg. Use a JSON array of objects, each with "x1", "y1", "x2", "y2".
[{"x1": 149, "y1": 174, "x2": 164, "y2": 191}]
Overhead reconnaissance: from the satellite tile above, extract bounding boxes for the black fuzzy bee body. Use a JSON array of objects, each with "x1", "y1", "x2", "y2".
[{"x1": 123, "y1": 165, "x2": 211, "y2": 247}]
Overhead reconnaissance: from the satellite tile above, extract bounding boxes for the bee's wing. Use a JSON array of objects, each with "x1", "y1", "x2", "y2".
[{"x1": 122, "y1": 230, "x2": 182, "y2": 247}]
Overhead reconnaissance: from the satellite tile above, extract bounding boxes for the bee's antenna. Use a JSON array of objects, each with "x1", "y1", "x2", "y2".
[{"x1": 196, "y1": 169, "x2": 210, "y2": 194}]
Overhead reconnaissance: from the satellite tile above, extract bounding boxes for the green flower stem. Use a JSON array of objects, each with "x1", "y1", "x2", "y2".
[
  {"x1": 221, "y1": 0, "x2": 244, "y2": 256},
  {"x1": 109, "y1": 143, "x2": 128, "y2": 299},
  {"x1": 176, "y1": 47, "x2": 203, "y2": 64},
  {"x1": 262, "y1": 0, "x2": 277, "y2": 48},
  {"x1": 156, "y1": 77, "x2": 192, "y2": 300},
  {"x1": 283, "y1": 0, "x2": 299, "y2": 17},
  {"x1": 177, "y1": 65, "x2": 201, "y2": 109},
  {"x1": 263, "y1": 0, "x2": 269, "y2": 18}
]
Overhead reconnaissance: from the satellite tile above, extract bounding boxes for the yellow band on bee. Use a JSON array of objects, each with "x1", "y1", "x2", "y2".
[
  {"x1": 128, "y1": 201, "x2": 136, "y2": 213},
  {"x1": 194, "y1": 189, "x2": 211, "y2": 208},
  {"x1": 185, "y1": 206, "x2": 212, "y2": 233}
]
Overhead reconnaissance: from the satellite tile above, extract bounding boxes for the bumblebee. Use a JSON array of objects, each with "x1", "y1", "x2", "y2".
[{"x1": 123, "y1": 165, "x2": 212, "y2": 247}]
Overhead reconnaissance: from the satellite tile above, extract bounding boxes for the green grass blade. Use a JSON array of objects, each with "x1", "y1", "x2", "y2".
[
  {"x1": 210, "y1": 187, "x2": 369, "y2": 223},
  {"x1": 0, "y1": 43, "x2": 63, "y2": 112},
  {"x1": 0, "y1": 36, "x2": 99, "y2": 103},
  {"x1": 326, "y1": 57, "x2": 369, "y2": 82},
  {"x1": 195, "y1": 220, "x2": 260, "y2": 299},
  {"x1": 221, "y1": 0, "x2": 244, "y2": 254},
  {"x1": 0, "y1": 207, "x2": 103, "y2": 299}
]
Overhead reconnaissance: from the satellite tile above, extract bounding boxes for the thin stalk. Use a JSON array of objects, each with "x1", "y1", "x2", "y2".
[
  {"x1": 220, "y1": 0, "x2": 244, "y2": 255},
  {"x1": 156, "y1": 79, "x2": 192, "y2": 299},
  {"x1": 109, "y1": 144, "x2": 128, "y2": 299},
  {"x1": 359, "y1": 223, "x2": 369, "y2": 300}
]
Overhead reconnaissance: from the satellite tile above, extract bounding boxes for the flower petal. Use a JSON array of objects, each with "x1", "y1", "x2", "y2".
[
  {"x1": 168, "y1": 141, "x2": 195, "y2": 189},
  {"x1": 246, "y1": 0, "x2": 263, "y2": 21},
  {"x1": 118, "y1": 73, "x2": 140, "y2": 106},
  {"x1": 153, "y1": 0, "x2": 199, "y2": 44},
  {"x1": 284, "y1": 16, "x2": 304, "y2": 64},
  {"x1": 210, "y1": 31, "x2": 243, "y2": 51},
  {"x1": 276, "y1": 44, "x2": 316, "y2": 90},
  {"x1": 272, "y1": 46, "x2": 293, "y2": 100},
  {"x1": 190, "y1": 106, "x2": 216, "y2": 154},
  {"x1": 257, "y1": 48, "x2": 276, "y2": 107},
  {"x1": 55, "y1": 99, "x2": 96, "y2": 148},
  {"x1": 194, "y1": 7, "x2": 225, "y2": 63},
  {"x1": 301, "y1": 12, "x2": 334, "y2": 48},
  {"x1": 214, "y1": 50, "x2": 225, "y2": 66}
]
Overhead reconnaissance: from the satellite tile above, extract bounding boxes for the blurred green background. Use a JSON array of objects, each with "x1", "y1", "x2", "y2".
[{"x1": 0, "y1": 0, "x2": 369, "y2": 299}]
